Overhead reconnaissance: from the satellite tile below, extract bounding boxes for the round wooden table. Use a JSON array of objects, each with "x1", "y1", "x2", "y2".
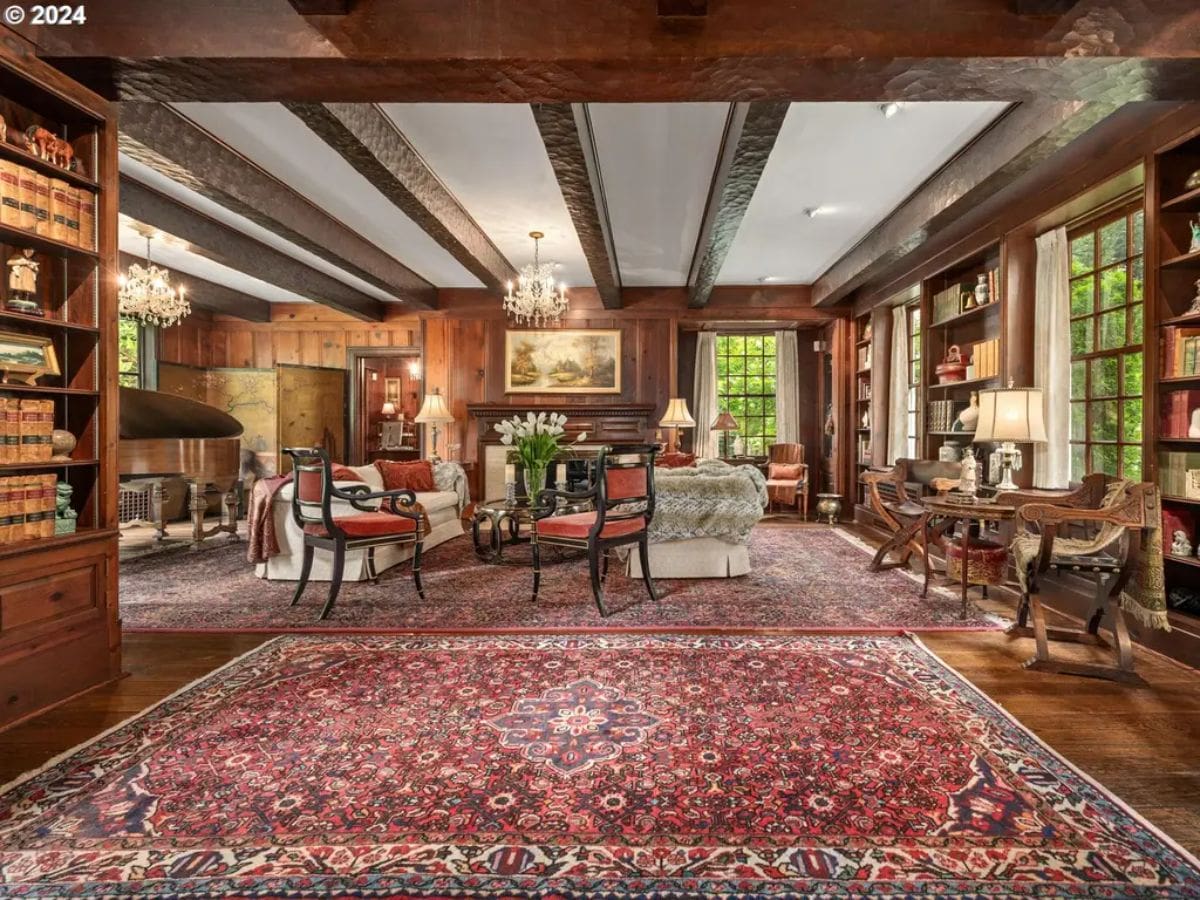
[{"x1": 920, "y1": 495, "x2": 1017, "y2": 619}]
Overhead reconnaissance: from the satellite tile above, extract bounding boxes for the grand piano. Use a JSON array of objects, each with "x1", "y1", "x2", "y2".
[{"x1": 118, "y1": 387, "x2": 243, "y2": 544}]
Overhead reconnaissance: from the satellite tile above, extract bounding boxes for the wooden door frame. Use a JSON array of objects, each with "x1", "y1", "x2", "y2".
[{"x1": 347, "y1": 345, "x2": 423, "y2": 465}]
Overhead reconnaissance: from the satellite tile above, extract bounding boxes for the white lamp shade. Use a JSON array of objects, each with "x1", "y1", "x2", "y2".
[
  {"x1": 659, "y1": 397, "x2": 696, "y2": 429},
  {"x1": 380, "y1": 401, "x2": 397, "y2": 417},
  {"x1": 414, "y1": 389, "x2": 454, "y2": 424},
  {"x1": 973, "y1": 386, "x2": 1048, "y2": 443}
]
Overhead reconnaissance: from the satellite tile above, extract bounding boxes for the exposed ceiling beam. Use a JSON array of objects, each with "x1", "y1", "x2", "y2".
[
  {"x1": 531, "y1": 103, "x2": 621, "y2": 309},
  {"x1": 285, "y1": 102, "x2": 516, "y2": 291},
  {"x1": 811, "y1": 99, "x2": 1118, "y2": 307},
  {"x1": 121, "y1": 251, "x2": 271, "y2": 322},
  {"x1": 117, "y1": 102, "x2": 436, "y2": 309},
  {"x1": 287, "y1": 0, "x2": 354, "y2": 14},
  {"x1": 31, "y1": 0, "x2": 1200, "y2": 102},
  {"x1": 687, "y1": 101, "x2": 789, "y2": 308},
  {"x1": 120, "y1": 176, "x2": 386, "y2": 321}
]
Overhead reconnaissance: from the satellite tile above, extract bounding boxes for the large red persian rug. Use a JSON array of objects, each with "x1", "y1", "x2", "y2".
[
  {"x1": 119, "y1": 526, "x2": 1004, "y2": 632},
  {"x1": 2, "y1": 634, "x2": 1195, "y2": 897}
]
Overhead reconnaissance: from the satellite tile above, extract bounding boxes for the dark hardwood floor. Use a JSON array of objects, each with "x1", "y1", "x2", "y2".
[{"x1": 2, "y1": 526, "x2": 1199, "y2": 855}]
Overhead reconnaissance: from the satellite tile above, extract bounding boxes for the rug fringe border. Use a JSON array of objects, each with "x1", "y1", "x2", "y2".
[
  {"x1": 0, "y1": 635, "x2": 287, "y2": 799},
  {"x1": 904, "y1": 631, "x2": 1200, "y2": 873}
]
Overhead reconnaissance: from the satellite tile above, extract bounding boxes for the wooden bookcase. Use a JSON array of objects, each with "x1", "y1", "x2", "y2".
[
  {"x1": 853, "y1": 311, "x2": 872, "y2": 507},
  {"x1": 0, "y1": 41, "x2": 119, "y2": 731},
  {"x1": 1150, "y1": 126, "x2": 1200, "y2": 631},
  {"x1": 921, "y1": 245, "x2": 1003, "y2": 467}
]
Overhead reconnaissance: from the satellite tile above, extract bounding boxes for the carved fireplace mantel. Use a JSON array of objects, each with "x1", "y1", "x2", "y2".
[{"x1": 467, "y1": 403, "x2": 657, "y2": 499}]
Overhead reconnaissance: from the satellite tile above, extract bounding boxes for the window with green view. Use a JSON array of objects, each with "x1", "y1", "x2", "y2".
[
  {"x1": 716, "y1": 334, "x2": 776, "y2": 456},
  {"x1": 1068, "y1": 204, "x2": 1144, "y2": 481}
]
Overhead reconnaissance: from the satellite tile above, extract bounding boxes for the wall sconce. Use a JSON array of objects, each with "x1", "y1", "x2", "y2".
[{"x1": 407, "y1": 360, "x2": 422, "y2": 379}]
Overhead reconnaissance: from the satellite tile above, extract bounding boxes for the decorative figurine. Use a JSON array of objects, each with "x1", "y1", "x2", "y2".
[
  {"x1": 1171, "y1": 529, "x2": 1193, "y2": 557},
  {"x1": 6, "y1": 248, "x2": 40, "y2": 316},
  {"x1": 959, "y1": 448, "x2": 979, "y2": 497},
  {"x1": 861, "y1": 409, "x2": 870, "y2": 429},
  {"x1": 50, "y1": 428, "x2": 76, "y2": 461},
  {"x1": 1191, "y1": 217, "x2": 1200, "y2": 254},
  {"x1": 1187, "y1": 168, "x2": 1200, "y2": 191},
  {"x1": 975, "y1": 273, "x2": 990, "y2": 306},
  {"x1": 1189, "y1": 277, "x2": 1200, "y2": 316},
  {"x1": 955, "y1": 391, "x2": 980, "y2": 433},
  {"x1": 54, "y1": 482, "x2": 77, "y2": 536}
]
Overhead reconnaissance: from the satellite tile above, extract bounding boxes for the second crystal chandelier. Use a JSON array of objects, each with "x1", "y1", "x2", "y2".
[{"x1": 503, "y1": 230, "x2": 568, "y2": 327}]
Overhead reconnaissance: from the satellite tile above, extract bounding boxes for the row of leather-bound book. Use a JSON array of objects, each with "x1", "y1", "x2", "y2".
[
  {"x1": 0, "y1": 397, "x2": 54, "y2": 463},
  {"x1": 0, "y1": 473, "x2": 56, "y2": 542},
  {"x1": 0, "y1": 159, "x2": 95, "y2": 248}
]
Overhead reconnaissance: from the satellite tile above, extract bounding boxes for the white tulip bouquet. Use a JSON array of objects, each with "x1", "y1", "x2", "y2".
[{"x1": 495, "y1": 411, "x2": 587, "y2": 497}]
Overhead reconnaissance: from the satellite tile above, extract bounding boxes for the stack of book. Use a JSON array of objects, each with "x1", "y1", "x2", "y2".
[
  {"x1": 931, "y1": 284, "x2": 962, "y2": 324},
  {"x1": 927, "y1": 399, "x2": 964, "y2": 432},
  {"x1": 0, "y1": 160, "x2": 94, "y2": 249},
  {"x1": 1160, "y1": 450, "x2": 1200, "y2": 498},
  {"x1": 972, "y1": 338, "x2": 1000, "y2": 379},
  {"x1": 1161, "y1": 390, "x2": 1200, "y2": 438},
  {"x1": 0, "y1": 397, "x2": 55, "y2": 462},
  {"x1": 858, "y1": 380, "x2": 871, "y2": 401},
  {"x1": 0, "y1": 473, "x2": 56, "y2": 541},
  {"x1": 1162, "y1": 325, "x2": 1200, "y2": 377}
]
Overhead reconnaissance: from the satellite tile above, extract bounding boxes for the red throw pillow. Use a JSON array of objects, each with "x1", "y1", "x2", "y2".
[
  {"x1": 374, "y1": 459, "x2": 436, "y2": 493},
  {"x1": 330, "y1": 464, "x2": 363, "y2": 482},
  {"x1": 768, "y1": 462, "x2": 804, "y2": 480}
]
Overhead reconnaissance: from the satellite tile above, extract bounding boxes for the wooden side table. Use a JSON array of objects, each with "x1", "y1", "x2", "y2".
[{"x1": 919, "y1": 495, "x2": 1017, "y2": 619}]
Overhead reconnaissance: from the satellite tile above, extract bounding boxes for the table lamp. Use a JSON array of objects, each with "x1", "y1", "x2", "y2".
[
  {"x1": 710, "y1": 410, "x2": 739, "y2": 459},
  {"x1": 415, "y1": 387, "x2": 454, "y2": 462},
  {"x1": 380, "y1": 401, "x2": 397, "y2": 419},
  {"x1": 972, "y1": 380, "x2": 1047, "y2": 491},
  {"x1": 659, "y1": 398, "x2": 696, "y2": 454}
]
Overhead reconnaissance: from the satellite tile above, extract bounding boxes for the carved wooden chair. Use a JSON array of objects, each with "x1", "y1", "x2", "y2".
[
  {"x1": 997, "y1": 475, "x2": 1156, "y2": 683},
  {"x1": 861, "y1": 458, "x2": 961, "y2": 572},
  {"x1": 530, "y1": 444, "x2": 659, "y2": 617},
  {"x1": 766, "y1": 442, "x2": 808, "y2": 518},
  {"x1": 283, "y1": 447, "x2": 426, "y2": 620}
]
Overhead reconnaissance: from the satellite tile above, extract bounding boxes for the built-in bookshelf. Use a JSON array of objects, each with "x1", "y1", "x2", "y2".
[
  {"x1": 0, "y1": 46, "x2": 118, "y2": 731},
  {"x1": 854, "y1": 312, "x2": 873, "y2": 508},
  {"x1": 1152, "y1": 126, "x2": 1200, "y2": 627},
  {"x1": 921, "y1": 245, "x2": 1003, "y2": 467}
]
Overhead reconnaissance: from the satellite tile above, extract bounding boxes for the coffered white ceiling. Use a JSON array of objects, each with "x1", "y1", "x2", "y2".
[{"x1": 117, "y1": 100, "x2": 1008, "y2": 308}]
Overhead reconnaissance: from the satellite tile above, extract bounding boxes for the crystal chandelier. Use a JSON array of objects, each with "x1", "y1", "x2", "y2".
[
  {"x1": 503, "y1": 230, "x2": 568, "y2": 327},
  {"x1": 118, "y1": 236, "x2": 190, "y2": 327}
]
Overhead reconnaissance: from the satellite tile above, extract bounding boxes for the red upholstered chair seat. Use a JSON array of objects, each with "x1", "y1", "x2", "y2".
[
  {"x1": 536, "y1": 511, "x2": 646, "y2": 540},
  {"x1": 304, "y1": 512, "x2": 419, "y2": 539}
]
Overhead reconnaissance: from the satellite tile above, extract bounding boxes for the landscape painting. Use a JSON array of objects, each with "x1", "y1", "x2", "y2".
[{"x1": 505, "y1": 329, "x2": 621, "y2": 394}]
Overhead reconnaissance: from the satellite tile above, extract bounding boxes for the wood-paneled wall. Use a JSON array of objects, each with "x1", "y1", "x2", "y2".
[{"x1": 158, "y1": 286, "x2": 845, "y2": 465}]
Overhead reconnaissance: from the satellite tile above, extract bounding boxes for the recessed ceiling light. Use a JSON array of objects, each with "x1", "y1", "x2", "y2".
[
  {"x1": 804, "y1": 206, "x2": 831, "y2": 219},
  {"x1": 880, "y1": 102, "x2": 902, "y2": 119},
  {"x1": 758, "y1": 275, "x2": 779, "y2": 284}
]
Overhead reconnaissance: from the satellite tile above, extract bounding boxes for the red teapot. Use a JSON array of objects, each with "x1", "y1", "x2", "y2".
[{"x1": 935, "y1": 345, "x2": 968, "y2": 384}]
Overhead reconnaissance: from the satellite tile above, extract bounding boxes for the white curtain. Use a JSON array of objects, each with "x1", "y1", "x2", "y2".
[
  {"x1": 693, "y1": 332, "x2": 719, "y2": 459},
  {"x1": 1033, "y1": 227, "x2": 1072, "y2": 488},
  {"x1": 887, "y1": 306, "x2": 909, "y2": 464},
  {"x1": 774, "y1": 330, "x2": 800, "y2": 443}
]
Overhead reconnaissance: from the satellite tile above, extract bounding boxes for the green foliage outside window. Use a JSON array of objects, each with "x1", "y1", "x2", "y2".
[
  {"x1": 716, "y1": 334, "x2": 777, "y2": 456},
  {"x1": 1068, "y1": 207, "x2": 1143, "y2": 481},
  {"x1": 119, "y1": 317, "x2": 142, "y2": 388}
]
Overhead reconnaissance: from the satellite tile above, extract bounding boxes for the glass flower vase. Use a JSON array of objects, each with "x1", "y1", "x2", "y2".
[{"x1": 525, "y1": 464, "x2": 548, "y2": 502}]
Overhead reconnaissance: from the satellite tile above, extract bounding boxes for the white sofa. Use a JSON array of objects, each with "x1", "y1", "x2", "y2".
[{"x1": 255, "y1": 462, "x2": 467, "y2": 583}]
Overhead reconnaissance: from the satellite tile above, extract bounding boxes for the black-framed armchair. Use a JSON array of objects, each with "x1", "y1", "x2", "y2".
[
  {"x1": 530, "y1": 444, "x2": 659, "y2": 617},
  {"x1": 998, "y1": 476, "x2": 1158, "y2": 683},
  {"x1": 283, "y1": 447, "x2": 427, "y2": 620}
]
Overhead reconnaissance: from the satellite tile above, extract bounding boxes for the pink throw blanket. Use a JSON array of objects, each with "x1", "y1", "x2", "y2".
[{"x1": 246, "y1": 474, "x2": 291, "y2": 564}]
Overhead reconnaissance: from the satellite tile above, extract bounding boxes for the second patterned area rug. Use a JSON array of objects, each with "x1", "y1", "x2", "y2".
[
  {"x1": 2, "y1": 634, "x2": 1196, "y2": 897},
  {"x1": 119, "y1": 525, "x2": 1004, "y2": 632}
]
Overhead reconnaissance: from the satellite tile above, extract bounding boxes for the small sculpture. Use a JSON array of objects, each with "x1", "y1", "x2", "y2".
[
  {"x1": 6, "y1": 248, "x2": 40, "y2": 316},
  {"x1": 956, "y1": 391, "x2": 980, "y2": 433},
  {"x1": 1171, "y1": 529, "x2": 1193, "y2": 557},
  {"x1": 1191, "y1": 217, "x2": 1200, "y2": 254},
  {"x1": 54, "y1": 482, "x2": 77, "y2": 536},
  {"x1": 22, "y1": 125, "x2": 74, "y2": 172},
  {"x1": 50, "y1": 428, "x2": 76, "y2": 461},
  {"x1": 959, "y1": 448, "x2": 979, "y2": 497},
  {"x1": 1187, "y1": 168, "x2": 1200, "y2": 192},
  {"x1": 1190, "y1": 277, "x2": 1200, "y2": 315}
]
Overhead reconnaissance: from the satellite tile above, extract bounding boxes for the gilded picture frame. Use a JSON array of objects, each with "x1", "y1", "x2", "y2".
[
  {"x1": 505, "y1": 329, "x2": 622, "y2": 394},
  {"x1": 0, "y1": 330, "x2": 59, "y2": 385}
]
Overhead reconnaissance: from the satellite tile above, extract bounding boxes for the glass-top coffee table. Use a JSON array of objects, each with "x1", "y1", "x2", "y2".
[{"x1": 471, "y1": 496, "x2": 592, "y2": 564}]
